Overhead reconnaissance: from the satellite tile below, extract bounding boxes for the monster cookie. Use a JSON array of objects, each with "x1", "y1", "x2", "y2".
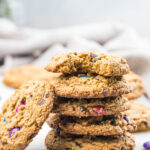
[
  {"x1": 3, "y1": 64, "x2": 60, "y2": 88},
  {"x1": 45, "y1": 130, "x2": 135, "y2": 150},
  {"x1": 0, "y1": 80, "x2": 55, "y2": 150},
  {"x1": 124, "y1": 71, "x2": 145, "y2": 100},
  {"x1": 45, "y1": 52, "x2": 130, "y2": 76},
  {"x1": 52, "y1": 96, "x2": 130, "y2": 117},
  {"x1": 47, "y1": 114, "x2": 136, "y2": 136},
  {"x1": 126, "y1": 101, "x2": 150, "y2": 132},
  {"x1": 53, "y1": 74, "x2": 132, "y2": 98}
]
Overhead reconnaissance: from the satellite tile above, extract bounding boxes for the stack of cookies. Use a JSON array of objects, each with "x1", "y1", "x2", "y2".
[{"x1": 45, "y1": 52, "x2": 136, "y2": 150}]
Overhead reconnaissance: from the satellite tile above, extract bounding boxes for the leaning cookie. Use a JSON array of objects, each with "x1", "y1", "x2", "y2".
[
  {"x1": 126, "y1": 101, "x2": 150, "y2": 132},
  {"x1": 52, "y1": 96, "x2": 130, "y2": 117},
  {"x1": 124, "y1": 71, "x2": 145, "y2": 100},
  {"x1": 0, "y1": 80, "x2": 55, "y2": 150},
  {"x1": 53, "y1": 74, "x2": 132, "y2": 98},
  {"x1": 45, "y1": 52, "x2": 130, "y2": 76},
  {"x1": 45, "y1": 130, "x2": 135, "y2": 150},
  {"x1": 47, "y1": 113, "x2": 136, "y2": 136},
  {"x1": 3, "y1": 64, "x2": 60, "y2": 88}
]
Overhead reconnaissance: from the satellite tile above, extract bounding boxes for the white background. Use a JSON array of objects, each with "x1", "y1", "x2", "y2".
[{"x1": 9, "y1": 0, "x2": 150, "y2": 37}]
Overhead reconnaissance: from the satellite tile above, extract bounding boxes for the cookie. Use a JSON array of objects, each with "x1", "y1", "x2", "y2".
[
  {"x1": 124, "y1": 71, "x2": 145, "y2": 100},
  {"x1": 45, "y1": 130, "x2": 135, "y2": 150},
  {"x1": 52, "y1": 96, "x2": 130, "y2": 117},
  {"x1": 0, "y1": 80, "x2": 55, "y2": 150},
  {"x1": 126, "y1": 101, "x2": 150, "y2": 132},
  {"x1": 3, "y1": 64, "x2": 60, "y2": 88},
  {"x1": 47, "y1": 113, "x2": 136, "y2": 136},
  {"x1": 45, "y1": 52, "x2": 130, "y2": 76},
  {"x1": 53, "y1": 74, "x2": 132, "y2": 98}
]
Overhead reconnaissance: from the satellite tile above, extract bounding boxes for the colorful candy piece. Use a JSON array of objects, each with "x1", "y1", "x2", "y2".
[
  {"x1": 16, "y1": 104, "x2": 26, "y2": 113},
  {"x1": 92, "y1": 106, "x2": 105, "y2": 115},
  {"x1": 3, "y1": 117, "x2": 6, "y2": 122},
  {"x1": 143, "y1": 141, "x2": 150, "y2": 149},
  {"x1": 120, "y1": 135, "x2": 124, "y2": 138},
  {"x1": 124, "y1": 115, "x2": 130, "y2": 122},
  {"x1": 80, "y1": 75, "x2": 90, "y2": 78},
  {"x1": 9, "y1": 127, "x2": 20, "y2": 138}
]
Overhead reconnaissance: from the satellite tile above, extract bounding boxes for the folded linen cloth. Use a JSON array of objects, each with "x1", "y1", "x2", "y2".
[{"x1": 0, "y1": 18, "x2": 150, "y2": 96}]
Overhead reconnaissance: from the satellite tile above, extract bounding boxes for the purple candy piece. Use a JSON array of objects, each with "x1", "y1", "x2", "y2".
[
  {"x1": 9, "y1": 127, "x2": 20, "y2": 138},
  {"x1": 143, "y1": 141, "x2": 150, "y2": 149},
  {"x1": 120, "y1": 135, "x2": 124, "y2": 138},
  {"x1": 124, "y1": 115, "x2": 130, "y2": 122}
]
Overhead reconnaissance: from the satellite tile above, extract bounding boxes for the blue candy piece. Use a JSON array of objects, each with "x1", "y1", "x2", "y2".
[
  {"x1": 80, "y1": 75, "x2": 90, "y2": 78},
  {"x1": 4, "y1": 117, "x2": 6, "y2": 122},
  {"x1": 143, "y1": 141, "x2": 150, "y2": 149}
]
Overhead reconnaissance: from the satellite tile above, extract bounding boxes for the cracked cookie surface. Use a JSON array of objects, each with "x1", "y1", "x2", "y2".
[
  {"x1": 0, "y1": 80, "x2": 55, "y2": 150},
  {"x1": 52, "y1": 96, "x2": 130, "y2": 117},
  {"x1": 47, "y1": 113, "x2": 136, "y2": 136},
  {"x1": 53, "y1": 74, "x2": 132, "y2": 98},
  {"x1": 45, "y1": 52, "x2": 130, "y2": 76},
  {"x1": 45, "y1": 130, "x2": 135, "y2": 150}
]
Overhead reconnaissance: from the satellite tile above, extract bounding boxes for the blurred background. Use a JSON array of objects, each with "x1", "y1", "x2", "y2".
[
  {"x1": 0, "y1": 0, "x2": 150, "y2": 90},
  {"x1": 3, "y1": 0, "x2": 150, "y2": 37}
]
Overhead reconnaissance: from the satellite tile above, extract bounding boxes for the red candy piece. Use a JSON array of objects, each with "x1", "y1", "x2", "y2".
[{"x1": 92, "y1": 106, "x2": 105, "y2": 115}]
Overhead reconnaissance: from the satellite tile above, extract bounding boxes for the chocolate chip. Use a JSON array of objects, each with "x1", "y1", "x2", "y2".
[
  {"x1": 27, "y1": 133, "x2": 36, "y2": 140},
  {"x1": 90, "y1": 52, "x2": 97, "y2": 58},
  {"x1": 110, "y1": 118, "x2": 116, "y2": 126},
  {"x1": 142, "y1": 121, "x2": 148, "y2": 127},
  {"x1": 38, "y1": 99, "x2": 46, "y2": 105},
  {"x1": 75, "y1": 142, "x2": 82, "y2": 148},
  {"x1": 95, "y1": 121, "x2": 101, "y2": 125},
  {"x1": 62, "y1": 117, "x2": 74, "y2": 125},
  {"x1": 121, "y1": 147, "x2": 125, "y2": 150},
  {"x1": 30, "y1": 94, "x2": 33, "y2": 98},
  {"x1": 65, "y1": 148, "x2": 72, "y2": 150},
  {"x1": 72, "y1": 106, "x2": 75, "y2": 111},
  {"x1": 1, "y1": 141, "x2": 7, "y2": 145},
  {"x1": 45, "y1": 92, "x2": 50, "y2": 98},
  {"x1": 80, "y1": 106, "x2": 86, "y2": 112},
  {"x1": 21, "y1": 97, "x2": 26, "y2": 104},
  {"x1": 103, "y1": 89, "x2": 108, "y2": 96}
]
